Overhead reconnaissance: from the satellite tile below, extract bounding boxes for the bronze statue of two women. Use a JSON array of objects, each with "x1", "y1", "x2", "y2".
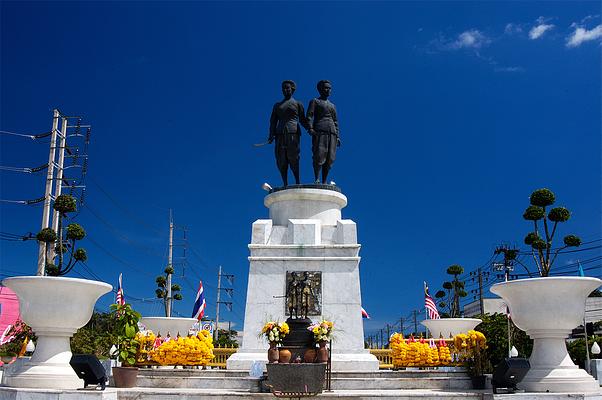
[{"x1": 268, "y1": 80, "x2": 340, "y2": 186}]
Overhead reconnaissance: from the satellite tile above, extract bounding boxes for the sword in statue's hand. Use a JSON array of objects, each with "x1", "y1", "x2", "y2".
[{"x1": 253, "y1": 136, "x2": 273, "y2": 147}]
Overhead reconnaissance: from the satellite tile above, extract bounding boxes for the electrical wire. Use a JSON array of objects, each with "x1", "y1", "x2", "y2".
[
  {"x1": 88, "y1": 177, "x2": 162, "y2": 235},
  {"x1": 83, "y1": 202, "x2": 165, "y2": 258},
  {"x1": 85, "y1": 236, "x2": 155, "y2": 278}
]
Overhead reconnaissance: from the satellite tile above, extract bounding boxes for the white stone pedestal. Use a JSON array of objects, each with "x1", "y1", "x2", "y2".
[{"x1": 227, "y1": 187, "x2": 378, "y2": 371}]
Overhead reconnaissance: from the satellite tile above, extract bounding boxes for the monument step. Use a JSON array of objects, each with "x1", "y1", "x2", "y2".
[
  {"x1": 329, "y1": 376, "x2": 472, "y2": 390},
  {"x1": 135, "y1": 368, "x2": 471, "y2": 391},
  {"x1": 115, "y1": 387, "x2": 486, "y2": 400},
  {"x1": 1, "y1": 387, "x2": 601, "y2": 400},
  {"x1": 136, "y1": 369, "x2": 260, "y2": 391},
  {"x1": 330, "y1": 370, "x2": 469, "y2": 379}
]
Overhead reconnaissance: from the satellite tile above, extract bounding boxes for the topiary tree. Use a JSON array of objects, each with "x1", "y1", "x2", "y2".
[
  {"x1": 155, "y1": 266, "x2": 182, "y2": 317},
  {"x1": 36, "y1": 194, "x2": 87, "y2": 276},
  {"x1": 522, "y1": 188, "x2": 581, "y2": 276},
  {"x1": 436, "y1": 264, "x2": 467, "y2": 317}
]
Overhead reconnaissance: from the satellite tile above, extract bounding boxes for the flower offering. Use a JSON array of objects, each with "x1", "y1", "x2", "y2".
[
  {"x1": 261, "y1": 321, "x2": 290, "y2": 344},
  {"x1": 307, "y1": 320, "x2": 334, "y2": 342},
  {"x1": 136, "y1": 329, "x2": 214, "y2": 366}
]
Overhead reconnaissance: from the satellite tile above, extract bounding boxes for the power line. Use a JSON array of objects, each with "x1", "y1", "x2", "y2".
[
  {"x1": 0, "y1": 130, "x2": 52, "y2": 140},
  {"x1": 83, "y1": 202, "x2": 164, "y2": 258},
  {"x1": 85, "y1": 235, "x2": 155, "y2": 278},
  {"x1": 88, "y1": 177, "x2": 163, "y2": 235}
]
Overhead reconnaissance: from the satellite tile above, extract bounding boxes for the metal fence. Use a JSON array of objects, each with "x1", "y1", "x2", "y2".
[
  {"x1": 208, "y1": 346, "x2": 238, "y2": 369},
  {"x1": 205, "y1": 346, "x2": 395, "y2": 369}
]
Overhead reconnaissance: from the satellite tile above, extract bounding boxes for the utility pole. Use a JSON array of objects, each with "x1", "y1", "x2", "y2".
[
  {"x1": 386, "y1": 324, "x2": 391, "y2": 346},
  {"x1": 37, "y1": 110, "x2": 60, "y2": 276},
  {"x1": 49, "y1": 115, "x2": 68, "y2": 263},
  {"x1": 215, "y1": 265, "x2": 222, "y2": 342},
  {"x1": 379, "y1": 329, "x2": 383, "y2": 348},
  {"x1": 413, "y1": 310, "x2": 418, "y2": 335},
  {"x1": 400, "y1": 318, "x2": 404, "y2": 336},
  {"x1": 166, "y1": 210, "x2": 174, "y2": 317},
  {"x1": 477, "y1": 267, "x2": 484, "y2": 315},
  {"x1": 214, "y1": 266, "x2": 234, "y2": 343}
]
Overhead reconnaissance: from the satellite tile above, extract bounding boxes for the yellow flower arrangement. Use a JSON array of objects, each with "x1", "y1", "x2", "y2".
[
  {"x1": 135, "y1": 331, "x2": 157, "y2": 364},
  {"x1": 136, "y1": 329, "x2": 214, "y2": 366},
  {"x1": 307, "y1": 320, "x2": 334, "y2": 342},
  {"x1": 260, "y1": 321, "x2": 290, "y2": 344},
  {"x1": 452, "y1": 330, "x2": 487, "y2": 376},
  {"x1": 390, "y1": 334, "x2": 455, "y2": 368}
]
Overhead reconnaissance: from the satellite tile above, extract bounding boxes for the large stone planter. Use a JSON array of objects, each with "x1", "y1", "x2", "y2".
[
  {"x1": 491, "y1": 276, "x2": 602, "y2": 392},
  {"x1": 266, "y1": 363, "x2": 326, "y2": 394},
  {"x1": 421, "y1": 318, "x2": 482, "y2": 338},
  {"x1": 2, "y1": 276, "x2": 111, "y2": 389},
  {"x1": 140, "y1": 317, "x2": 196, "y2": 337}
]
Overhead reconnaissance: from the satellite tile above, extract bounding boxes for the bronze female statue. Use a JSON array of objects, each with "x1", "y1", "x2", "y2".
[{"x1": 307, "y1": 80, "x2": 340, "y2": 184}]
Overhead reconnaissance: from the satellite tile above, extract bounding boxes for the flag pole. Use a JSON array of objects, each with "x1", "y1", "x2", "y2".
[{"x1": 423, "y1": 281, "x2": 430, "y2": 338}]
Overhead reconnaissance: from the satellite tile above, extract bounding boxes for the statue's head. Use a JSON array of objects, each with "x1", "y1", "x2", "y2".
[
  {"x1": 282, "y1": 80, "x2": 296, "y2": 98},
  {"x1": 317, "y1": 80, "x2": 332, "y2": 98},
  {"x1": 303, "y1": 271, "x2": 310, "y2": 279}
]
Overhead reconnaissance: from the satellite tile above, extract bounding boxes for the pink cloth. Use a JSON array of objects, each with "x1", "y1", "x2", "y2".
[{"x1": 0, "y1": 287, "x2": 20, "y2": 341}]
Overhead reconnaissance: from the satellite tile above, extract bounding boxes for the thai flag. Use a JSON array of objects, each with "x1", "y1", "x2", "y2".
[
  {"x1": 192, "y1": 280, "x2": 206, "y2": 321},
  {"x1": 361, "y1": 307, "x2": 370, "y2": 319},
  {"x1": 116, "y1": 273, "x2": 125, "y2": 306}
]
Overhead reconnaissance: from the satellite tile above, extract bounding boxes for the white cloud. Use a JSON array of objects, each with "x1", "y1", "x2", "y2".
[
  {"x1": 566, "y1": 24, "x2": 602, "y2": 47},
  {"x1": 449, "y1": 29, "x2": 491, "y2": 49},
  {"x1": 494, "y1": 66, "x2": 525, "y2": 73},
  {"x1": 504, "y1": 23, "x2": 523, "y2": 35},
  {"x1": 529, "y1": 23, "x2": 554, "y2": 39}
]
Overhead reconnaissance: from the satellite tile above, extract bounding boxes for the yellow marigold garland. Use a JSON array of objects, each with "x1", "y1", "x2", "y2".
[
  {"x1": 388, "y1": 331, "x2": 485, "y2": 368},
  {"x1": 136, "y1": 330, "x2": 215, "y2": 366}
]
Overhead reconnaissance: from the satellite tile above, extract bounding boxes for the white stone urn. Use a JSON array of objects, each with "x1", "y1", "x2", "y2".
[
  {"x1": 491, "y1": 276, "x2": 602, "y2": 392},
  {"x1": 2, "y1": 276, "x2": 111, "y2": 389},
  {"x1": 140, "y1": 317, "x2": 197, "y2": 337},
  {"x1": 421, "y1": 317, "x2": 482, "y2": 338}
]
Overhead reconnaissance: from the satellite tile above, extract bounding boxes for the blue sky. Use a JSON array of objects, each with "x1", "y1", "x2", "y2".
[{"x1": 1, "y1": 1, "x2": 601, "y2": 338}]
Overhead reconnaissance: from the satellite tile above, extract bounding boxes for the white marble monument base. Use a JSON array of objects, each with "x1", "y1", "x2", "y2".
[
  {"x1": 227, "y1": 349, "x2": 379, "y2": 372},
  {"x1": 227, "y1": 187, "x2": 378, "y2": 372}
]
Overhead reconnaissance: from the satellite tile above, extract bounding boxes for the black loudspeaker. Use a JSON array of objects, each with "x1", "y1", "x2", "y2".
[
  {"x1": 492, "y1": 357, "x2": 530, "y2": 394},
  {"x1": 69, "y1": 354, "x2": 108, "y2": 390}
]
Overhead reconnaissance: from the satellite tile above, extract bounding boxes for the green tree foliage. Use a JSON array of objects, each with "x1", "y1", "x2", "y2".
[
  {"x1": 522, "y1": 188, "x2": 581, "y2": 276},
  {"x1": 475, "y1": 313, "x2": 533, "y2": 372},
  {"x1": 71, "y1": 312, "x2": 116, "y2": 358},
  {"x1": 567, "y1": 337, "x2": 602, "y2": 369},
  {"x1": 155, "y1": 266, "x2": 182, "y2": 316},
  {"x1": 36, "y1": 194, "x2": 88, "y2": 276},
  {"x1": 215, "y1": 329, "x2": 239, "y2": 348}
]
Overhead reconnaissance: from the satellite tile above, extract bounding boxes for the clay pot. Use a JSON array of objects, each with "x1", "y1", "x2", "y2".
[
  {"x1": 112, "y1": 366, "x2": 138, "y2": 388},
  {"x1": 304, "y1": 348, "x2": 317, "y2": 363},
  {"x1": 278, "y1": 348, "x2": 292, "y2": 364},
  {"x1": 268, "y1": 342, "x2": 279, "y2": 363},
  {"x1": 317, "y1": 341, "x2": 329, "y2": 363}
]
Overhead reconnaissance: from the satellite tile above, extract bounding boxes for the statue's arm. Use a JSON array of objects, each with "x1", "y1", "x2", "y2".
[
  {"x1": 298, "y1": 101, "x2": 310, "y2": 132},
  {"x1": 332, "y1": 104, "x2": 339, "y2": 137},
  {"x1": 268, "y1": 105, "x2": 277, "y2": 142},
  {"x1": 333, "y1": 105, "x2": 341, "y2": 146},
  {"x1": 306, "y1": 99, "x2": 316, "y2": 134}
]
